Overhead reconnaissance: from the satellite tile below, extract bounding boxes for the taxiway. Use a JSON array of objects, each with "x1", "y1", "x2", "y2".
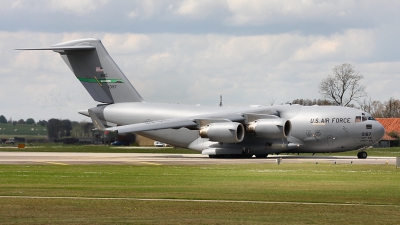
[{"x1": 0, "y1": 151, "x2": 396, "y2": 165}]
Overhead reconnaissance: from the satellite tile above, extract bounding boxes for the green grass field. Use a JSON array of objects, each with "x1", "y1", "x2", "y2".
[{"x1": 0, "y1": 163, "x2": 399, "y2": 224}]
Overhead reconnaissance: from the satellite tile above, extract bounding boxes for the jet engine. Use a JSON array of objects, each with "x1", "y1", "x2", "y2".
[
  {"x1": 199, "y1": 122, "x2": 245, "y2": 143},
  {"x1": 246, "y1": 119, "x2": 291, "y2": 139}
]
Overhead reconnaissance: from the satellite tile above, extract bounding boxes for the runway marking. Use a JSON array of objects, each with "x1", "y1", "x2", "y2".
[
  {"x1": 0, "y1": 196, "x2": 397, "y2": 207},
  {"x1": 140, "y1": 161, "x2": 162, "y2": 166},
  {"x1": 35, "y1": 161, "x2": 69, "y2": 166}
]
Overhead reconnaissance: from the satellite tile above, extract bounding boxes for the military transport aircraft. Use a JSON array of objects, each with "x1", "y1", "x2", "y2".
[{"x1": 19, "y1": 38, "x2": 385, "y2": 159}]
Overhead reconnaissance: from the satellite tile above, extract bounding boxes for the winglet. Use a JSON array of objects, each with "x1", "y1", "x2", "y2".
[{"x1": 88, "y1": 109, "x2": 106, "y2": 131}]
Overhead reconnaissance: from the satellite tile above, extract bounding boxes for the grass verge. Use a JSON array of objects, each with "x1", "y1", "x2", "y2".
[{"x1": 0, "y1": 163, "x2": 399, "y2": 224}]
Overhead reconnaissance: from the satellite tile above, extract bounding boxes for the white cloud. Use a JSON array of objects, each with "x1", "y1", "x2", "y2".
[
  {"x1": 0, "y1": 0, "x2": 109, "y2": 15},
  {"x1": 49, "y1": 0, "x2": 109, "y2": 15},
  {"x1": 174, "y1": 0, "x2": 226, "y2": 19},
  {"x1": 126, "y1": 0, "x2": 156, "y2": 19},
  {"x1": 127, "y1": 10, "x2": 139, "y2": 19},
  {"x1": 102, "y1": 33, "x2": 151, "y2": 53},
  {"x1": 359, "y1": 62, "x2": 400, "y2": 100},
  {"x1": 126, "y1": 0, "x2": 176, "y2": 20},
  {"x1": 290, "y1": 29, "x2": 375, "y2": 62},
  {"x1": 224, "y1": 0, "x2": 337, "y2": 25},
  {"x1": 223, "y1": 0, "x2": 398, "y2": 27}
]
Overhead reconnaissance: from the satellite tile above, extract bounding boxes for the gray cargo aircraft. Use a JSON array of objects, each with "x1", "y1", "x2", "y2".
[{"x1": 19, "y1": 38, "x2": 385, "y2": 158}]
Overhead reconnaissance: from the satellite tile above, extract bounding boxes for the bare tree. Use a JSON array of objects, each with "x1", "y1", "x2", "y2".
[
  {"x1": 319, "y1": 63, "x2": 366, "y2": 106},
  {"x1": 358, "y1": 97, "x2": 373, "y2": 113},
  {"x1": 369, "y1": 100, "x2": 385, "y2": 118},
  {"x1": 357, "y1": 97, "x2": 400, "y2": 118},
  {"x1": 268, "y1": 97, "x2": 277, "y2": 106},
  {"x1": 358, "y1": 97, "x2": 382, "y2": 117},
  {"x1": 382, "y1": 97, "x2": 400, "y2": 118}
]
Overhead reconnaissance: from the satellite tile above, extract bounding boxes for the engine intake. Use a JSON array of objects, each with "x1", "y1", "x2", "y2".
[
  {"x1": 247, "y1": 119, "x2": 291, "y2": 139},
  {"x1": 199, "y1": 122, "x2": 245, "y2": 143}
]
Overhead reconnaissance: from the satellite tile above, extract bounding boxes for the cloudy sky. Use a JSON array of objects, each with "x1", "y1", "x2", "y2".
[{"x1": 1, "y1": 0, "x2": 400, "y2": 122}]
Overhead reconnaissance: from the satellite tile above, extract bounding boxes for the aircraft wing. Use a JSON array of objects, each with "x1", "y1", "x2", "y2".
[
  {"x1": 88, "y1": 109, "x2": 252, "y2": 134},
  {"x1": 89, "y1": 109, "x2": 196, "y2": 132},
  {"x1": 106, "y1": 118, "x2": 198, "y2": 133}
]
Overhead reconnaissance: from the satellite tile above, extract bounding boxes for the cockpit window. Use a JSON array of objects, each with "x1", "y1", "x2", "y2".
[{"x1": 356, "y1": 115, "x2": 372, "y2": 122}]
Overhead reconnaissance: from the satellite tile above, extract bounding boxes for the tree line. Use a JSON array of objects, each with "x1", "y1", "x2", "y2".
[
  {"x1": 0, "y1": 115, "x2": 94, "y2": 139},
  {"x1": 0, "y1": 116, "x2": 45, "y2": 126},
  {"x1": 359, "y1": 97, "x2": 400, "y2": 118},
  {"x1": 289, "y1": 97, "x2": 400, "y2": 118}
]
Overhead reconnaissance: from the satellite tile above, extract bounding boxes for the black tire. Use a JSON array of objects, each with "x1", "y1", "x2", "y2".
[
  {"x1": 255, "y1": 154, "x2": 268, "y2": 158},
  {"x1": 357, "y1": 151, "x2": 367, "y2": 159}
]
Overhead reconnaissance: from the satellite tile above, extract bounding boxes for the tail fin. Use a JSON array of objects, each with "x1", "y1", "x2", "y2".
[{"x1": 21, "y1": 38, "x2": 144, "y2": 103}]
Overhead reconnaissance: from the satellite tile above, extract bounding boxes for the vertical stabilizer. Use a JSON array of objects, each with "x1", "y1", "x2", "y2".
[{"x1": 51, "y1": 38, "x2": 143, "y2": 103}]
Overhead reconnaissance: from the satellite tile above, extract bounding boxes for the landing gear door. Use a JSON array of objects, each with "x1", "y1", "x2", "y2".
[{"x1": 327, "y1": 135, "x2": 334, "y2": 146}]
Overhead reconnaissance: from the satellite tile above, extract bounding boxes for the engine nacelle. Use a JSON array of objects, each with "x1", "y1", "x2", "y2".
[
  {"x1": 246, "y1": 119, "x2": 291, "y2": 139},
  {"x1": 199, "y1": 122, "x2": 245, "y2": 143}
]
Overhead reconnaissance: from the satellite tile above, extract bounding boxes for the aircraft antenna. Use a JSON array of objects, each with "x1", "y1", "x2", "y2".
[{"x1": 219, "y1": 95, "x2": 223, "y2": 107}]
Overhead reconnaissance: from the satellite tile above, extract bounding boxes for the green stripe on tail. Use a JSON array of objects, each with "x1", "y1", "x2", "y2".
[{"x1": 77, "y1": 77, "x2": 124, "y2": 83}]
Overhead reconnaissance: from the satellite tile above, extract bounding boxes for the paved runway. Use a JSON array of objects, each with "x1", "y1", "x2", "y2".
[{"x1": 0, "y1": 151, "x2": 396, "y2": 165}]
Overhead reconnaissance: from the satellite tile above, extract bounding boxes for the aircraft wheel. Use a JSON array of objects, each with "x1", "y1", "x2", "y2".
[
  {"x1": 357, "y1": 151, "x2": 367, "y2": 159},
  {"x1": 255, "y1": 154, "x2": 268, "y2": 158},
  {"x1": 209, "y1": 155, "x2": 217, "y2": 158}
]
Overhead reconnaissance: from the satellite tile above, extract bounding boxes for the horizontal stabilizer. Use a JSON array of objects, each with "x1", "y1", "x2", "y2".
[
  {"x1": 88, "y1": 110, "x2": 106, "y2": 131},
  {"x1": 16, "y1": 46, "x2": 95, "y2": 51}
]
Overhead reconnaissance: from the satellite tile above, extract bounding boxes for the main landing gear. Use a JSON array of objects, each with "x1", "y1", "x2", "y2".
[{"x1": 357, "y1": 151, "x2": 367, "y2": 159}]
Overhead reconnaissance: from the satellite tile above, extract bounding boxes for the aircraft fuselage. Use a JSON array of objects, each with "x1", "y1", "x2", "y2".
[{"x1": 86, "y1": 102, "x2": 384, "y2": 155}]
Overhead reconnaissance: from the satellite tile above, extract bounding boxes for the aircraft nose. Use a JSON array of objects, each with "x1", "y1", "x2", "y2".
[{"x1": 374, "y1": 121, "x2": 385, "y2": 141}]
